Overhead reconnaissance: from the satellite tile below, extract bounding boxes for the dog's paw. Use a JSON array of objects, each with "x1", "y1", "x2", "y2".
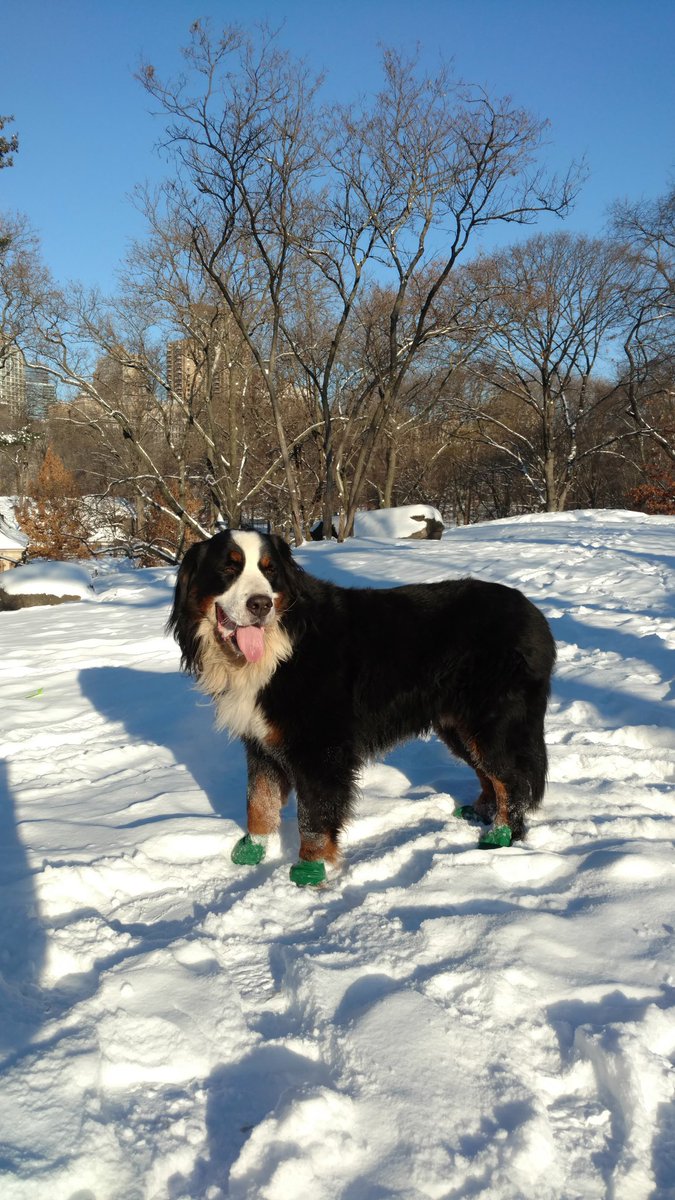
[
  {"x1": 453, "y1": 804, "x2": 488, "y2": 826},
  {"x1": 231, "y1": 833, "x2": 267, "y2": 865},
  {"x1": 478, "y1": 824, "x2": 512, "y2": 849},
  {"x1": 289, "y1": 859, "x2": 327, "y2": 887}
]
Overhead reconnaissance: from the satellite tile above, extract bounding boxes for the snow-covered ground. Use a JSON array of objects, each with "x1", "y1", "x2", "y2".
[{"x1": 0, "y1": 510, "x2": 674, "y2": 1200}]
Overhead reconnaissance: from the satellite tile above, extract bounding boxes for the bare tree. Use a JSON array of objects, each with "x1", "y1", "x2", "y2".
[
  {"x1": 120, "y1": 214, "x2": 304, "y2": 530},
  {"x1": 139, "y1": 25, "x2": 580, "y2": 541},
  {"x1": 0, "y1": 214, "x2": 52, "y2": 369},
  {"x1": 139, "y1": 25, "x2": 324, "y2": 543},
  {"x1": 2, "y1": 26, "x2": 583, "y2": 546},
  {"x1": 611, "y1": 184, "x2": 675, "y2": 467},
  {"x1": 466, "y1": 232, "x2": 631, "y2": 511},
  {"x1": 9, "y1": 251, "x2": 327, "y2": 560},
  {"x1": 332, "y1": 266, "x2": 489, "y2": 532},
  {"x1": 0, "y1": 116, "x2": 18, "y2": 172},
  {"x1": 0, "y1": 216, "x2": 51, "y2": 489}
]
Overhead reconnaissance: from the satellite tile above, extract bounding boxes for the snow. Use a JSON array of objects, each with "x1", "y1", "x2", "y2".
[
  {"x1": 0, "y1": 520, "x2": 27, "y2": 552},
  {"x1": 353, "y1": 504, "x2": 443, "y2": 539},
  {"x1": 0, "y1": 496, "x2": 28, "y2": 552},
  {"x1": 0, "y1": 509, "x2": 674, "y2": 1200},
  {"x1": 0, "y1": 559, "x2": 96, "y2": 598},
  {"x1": 0, "y1": 496, "x2": 20, "y2": 523}
]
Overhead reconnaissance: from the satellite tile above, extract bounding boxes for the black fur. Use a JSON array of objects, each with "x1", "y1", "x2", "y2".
[{"x1": 168, "y1": 530, "x2": 556, "y2": 858}]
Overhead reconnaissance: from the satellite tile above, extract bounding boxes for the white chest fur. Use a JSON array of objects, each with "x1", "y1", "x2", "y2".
[{"x1": 195, "y1": 618, "x2": 292, "y2": 742}]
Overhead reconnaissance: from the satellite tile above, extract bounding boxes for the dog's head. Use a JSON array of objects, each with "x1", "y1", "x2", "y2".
[{"x1": 167, "y1": 529, "x2": 300, "y2": 675}]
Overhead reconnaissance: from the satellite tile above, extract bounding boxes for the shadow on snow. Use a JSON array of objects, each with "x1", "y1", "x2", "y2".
[{"x1": 0, "y1": 758, "x2": 47, "y2": 1058}]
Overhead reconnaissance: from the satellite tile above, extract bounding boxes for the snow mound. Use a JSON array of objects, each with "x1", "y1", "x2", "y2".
[
  {"x1": 354, "y1": 504, "x2": 443, "y2": 539},
  {"x1": 0, "y1": 560, "x2": 96, "y2": 598},
  {"x1": 487, "y1": 507, "x2": 673, "y2": 528}
]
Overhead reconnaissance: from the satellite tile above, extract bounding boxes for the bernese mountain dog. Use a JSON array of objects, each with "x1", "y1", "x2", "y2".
[{"x1": 168, "y1": 529, "x2": 556, "y2": 885}]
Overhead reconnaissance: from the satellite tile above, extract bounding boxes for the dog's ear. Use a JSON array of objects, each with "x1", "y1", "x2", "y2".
[
  {"x1": 169, "y1": 540, "x2": 208, "y2": 616},
  {"x1": 269, "y1": 533, "x2": 307, "y2": 581},
  {"x1": 166, "y1": 539, "x2": 209, "y2": 657},
  {"x1": 268, "y1": 533, "x2": 293, "y2": 563},
  {"x1": 178, "y1": 539, "x2": 209, "y2": 581}
]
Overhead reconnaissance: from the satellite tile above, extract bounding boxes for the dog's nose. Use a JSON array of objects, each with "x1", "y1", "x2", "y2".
[{"x1": 246, "y1": 594, "x2": 273, "y2": 621}]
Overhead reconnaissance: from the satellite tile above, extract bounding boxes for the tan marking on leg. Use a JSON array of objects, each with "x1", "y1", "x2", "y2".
[
  {"x1": 248, "y1": 771, "x2": 287, "y2": 837},
  {"x1": 465, "y1": 736, "x2": 482, "y2": 764},
  {"x1": 474, "y1": 770, "x2": 496, "y2": 823},
  {"x1": 264, "y1": 723, "x2": 285, "y2": 750},
  {"x1": 299, "y1": 832, "x2": 340, "y2": 864},
  {"x1": 489, "y1": 777, "x2": 510, "y2": 827},
  {"x1": 460, "y1": 736, "x2": 497, "y2": 822}
]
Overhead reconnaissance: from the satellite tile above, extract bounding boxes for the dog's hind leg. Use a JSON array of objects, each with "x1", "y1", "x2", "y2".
[
  {"x1": 471, "y1": 720, "x2": 548, "y2": 846},
  {"x1": 433, "y1": 720, "x2": 496, "y2": 824},
  {"x1": 437, "y1": 710, "x2": 547, "y2": 845}
]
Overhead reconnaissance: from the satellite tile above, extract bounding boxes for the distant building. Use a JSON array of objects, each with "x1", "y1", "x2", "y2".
[
  {"x1": 93, "y1": 352, "x2": 153, "y2": 408},
  {"x1": 166, "y1": 336, "x2": 228, "y2": 403},
  {"x1": 0, "y1": 351, "x2": 57, "y2": 422},
  {"x1": 25, "y1": 366, "x2": 57, "y2": 420},
  {"x1": 49, "y1": 394, "x2": 101, "y2": 423},
  {"x1": 166, "y1": 338, "x2": 196, "y2": 400},
  {"x1": 0, "y1": 345, "x2": 26, "y2": 419},
  {"x1": 165, "y1": 305, "x2": 254, "y2": 405}
]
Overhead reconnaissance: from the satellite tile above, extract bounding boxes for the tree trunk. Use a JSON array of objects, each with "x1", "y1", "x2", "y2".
[{"x1": 382, "y1": 437, "x2": 398, "y2": 509}]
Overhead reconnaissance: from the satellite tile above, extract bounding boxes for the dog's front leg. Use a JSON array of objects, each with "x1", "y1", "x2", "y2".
[
  {"x1": 231, "y1": 738, "x2": 291, "y2": 866},
  {"x1": 290, "y1": 750, "x2": 356, "y2": 886}
]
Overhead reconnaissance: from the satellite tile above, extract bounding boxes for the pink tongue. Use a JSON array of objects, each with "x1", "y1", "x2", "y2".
[{"x1": 235, "y1": 625, "x2": 265, "y2": 663}]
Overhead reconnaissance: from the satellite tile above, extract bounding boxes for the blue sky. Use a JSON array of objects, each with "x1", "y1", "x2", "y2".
[{"x1": 1, "y1": 0, "x2": 673, "y2": 291}]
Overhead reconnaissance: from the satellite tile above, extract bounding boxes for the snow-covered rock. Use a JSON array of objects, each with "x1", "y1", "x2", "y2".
[
  {"x1": 354, "y1": 503, "x2": 444, "y2": 539},
  {"x1": 0, "y1": 559, "x2": 96, "y2": 599}
]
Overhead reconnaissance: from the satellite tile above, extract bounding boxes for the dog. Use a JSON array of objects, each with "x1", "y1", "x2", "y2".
[{"x1": 168, "y1": 528, "x2": 556, "y2": 884}]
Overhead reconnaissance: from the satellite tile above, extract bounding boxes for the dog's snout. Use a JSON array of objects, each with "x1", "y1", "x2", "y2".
[{"x1": 246, "y1": 594, "x2": 273, "y2": 621}]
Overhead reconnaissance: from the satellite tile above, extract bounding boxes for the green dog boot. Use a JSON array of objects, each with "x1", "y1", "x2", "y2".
[
  {"x1": 454, "y1": 804, "x2": 486, "y2": 825},
  {"x1": 231, "y1": 833, "x2": 267, "y2": 866},
  {"x1": 289, "y1": 859, "x2": 327, "y2": 887},
  {"x1": 478, "y1": 824, "x2": 512, "y2": 849}
]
